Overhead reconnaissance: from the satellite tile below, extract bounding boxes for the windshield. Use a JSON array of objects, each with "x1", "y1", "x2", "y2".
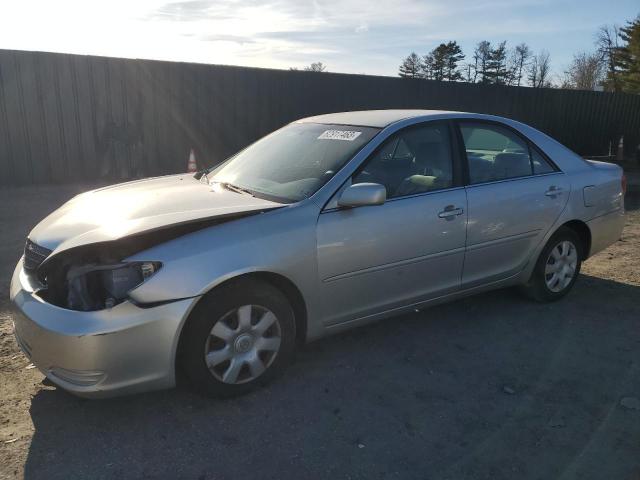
[{"x1": 209, "y1": 123, "x2": 380, "y2": 203}]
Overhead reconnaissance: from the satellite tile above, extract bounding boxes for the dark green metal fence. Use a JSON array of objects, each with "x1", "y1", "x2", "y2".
[{"x1": 1, "y1": 49, "x2": 639, "y2": 185}]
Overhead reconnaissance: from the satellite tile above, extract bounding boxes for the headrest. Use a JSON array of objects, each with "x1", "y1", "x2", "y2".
[{"x1": 494, "y1": 153, "x2": 531, "y2": 178}]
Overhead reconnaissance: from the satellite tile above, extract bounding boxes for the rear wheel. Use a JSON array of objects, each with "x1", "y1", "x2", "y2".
[
  {"x1": 521, "y1": 227, "x2": 582, "y2": 302},
  {"x1": 180, "y1": 278, "x2": 296, "y2": 397}
]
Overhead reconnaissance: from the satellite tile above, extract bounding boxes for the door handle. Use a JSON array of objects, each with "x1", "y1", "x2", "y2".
[
  {"x1": 438, "y1": 205, "x2": 464, "y2": 219},
  {"x1": 545, "y1": 186, "x2": 563, "y2": 197}
]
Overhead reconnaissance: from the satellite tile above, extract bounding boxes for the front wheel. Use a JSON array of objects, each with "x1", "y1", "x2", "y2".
[
  {"x1": 521, "y1": 227, "x2": 583, "y2": 302},
  {"x1": 180, "y1": 278, "x2": 296, "y2": 398}
]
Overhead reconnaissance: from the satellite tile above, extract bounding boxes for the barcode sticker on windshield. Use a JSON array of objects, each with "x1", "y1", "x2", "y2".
[{"x1": 318, "y1": 130, "x2": 362, "y2": 141}]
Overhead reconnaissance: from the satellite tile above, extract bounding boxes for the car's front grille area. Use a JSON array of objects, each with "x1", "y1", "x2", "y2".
[{"x1": 23, "y1": 239, "x2": 51, "y2": 272}]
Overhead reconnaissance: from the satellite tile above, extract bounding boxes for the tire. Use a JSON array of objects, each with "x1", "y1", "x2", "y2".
[
  {"x1": 180, "y1": 278, "x2": 296, "y2": 398},
  {"x1": 521, "y1": 227, "x2": 583, "y2": 302}
]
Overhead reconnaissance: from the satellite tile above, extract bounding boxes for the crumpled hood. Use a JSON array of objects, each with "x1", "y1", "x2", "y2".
[{"x1": 29, "y1": 174, "x2": 282, "y2": 254}]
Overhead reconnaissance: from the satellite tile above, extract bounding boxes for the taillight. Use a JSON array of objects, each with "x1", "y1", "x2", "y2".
[{"x1": 621, "y1": 173, "x2": 627, "y2": 196}]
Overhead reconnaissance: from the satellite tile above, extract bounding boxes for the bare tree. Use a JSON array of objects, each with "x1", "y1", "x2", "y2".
[
  {"x1": 596, "y1": 24, "x2": 622, "y2": 91},
  {"x1": 538, "y1": 53, "x2": 551, "y2": 87},
  {"x1": 463, "y1": 63, "x2": 474, "y2": 83},
  {"x1": 303, "y1": 62, "x2": 327, "y2": 72},
  {"x1": 509, "y1": 43, "x2": 532, "y2": 86},
  {"x1": 472, "y1": 41, "x2": 492, "y2": 83},
  {"x1": 528, "y1": 56, "x2": 538, "y2": 87},
  {"x1": 528, "y1": 50, "x2": 551, "y2": 88},
  {"x1": 562, "y1": 52, "x2": 605, "y2": 90}
]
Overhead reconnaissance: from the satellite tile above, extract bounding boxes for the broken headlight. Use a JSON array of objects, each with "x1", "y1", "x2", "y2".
[{"x1": 66, "y1": 261, "x2": 161, "y2": 311}]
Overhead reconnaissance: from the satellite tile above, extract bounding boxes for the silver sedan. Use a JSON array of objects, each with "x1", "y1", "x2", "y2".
[{"x1": 10, "y1": 110, "x2": 626, "y2": 398}]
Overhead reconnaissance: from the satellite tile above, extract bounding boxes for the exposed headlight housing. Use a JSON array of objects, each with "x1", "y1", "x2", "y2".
[{"x1": 66, "y1": 261, "x2": 161, "y2": 311}]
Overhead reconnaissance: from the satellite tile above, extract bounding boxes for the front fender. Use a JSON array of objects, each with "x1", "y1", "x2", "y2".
[{"x1": 125, "y1": 203, "x2": 319, "y2": 309}]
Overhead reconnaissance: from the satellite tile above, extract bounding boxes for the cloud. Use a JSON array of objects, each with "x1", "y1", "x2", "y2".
[
  {"x1": 0, "y1": 0, "x2": 618, "y2": 78},
  {"x1": 146, "y1": 0, "x2": 444, "y2": 67},
  {"x1": 147, "y1": 0, "x2": 560, "y2": 52},
  {"x1": 151, "y1": 0, "x2": 217, "y2": 21}
]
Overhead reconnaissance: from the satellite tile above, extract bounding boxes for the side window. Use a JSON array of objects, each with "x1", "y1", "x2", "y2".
[
  {"x1": 531, "y1": 148, "x2": 556, "y2": 174},
  {"x1": 353, "y1": 123, "x2": 453, "y2": 199},
  {"x1": 460, "y1": 123, "x2": 532, "y2": 184}
]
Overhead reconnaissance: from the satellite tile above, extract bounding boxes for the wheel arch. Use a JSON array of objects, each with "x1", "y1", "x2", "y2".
[
  {"x1": 174, "y1": 271, "x2": 308, "y2": 377},
  {"x1": 245, "y1": 271, "x2": 309, "y2": 346},
  {"x1": 559, "y1": 219, "x2": 592, "y2": 260}
]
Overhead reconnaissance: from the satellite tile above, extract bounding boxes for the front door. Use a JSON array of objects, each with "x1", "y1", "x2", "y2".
[{"x1": 316, "y1": 121, "x2": 467, "y2": 326}]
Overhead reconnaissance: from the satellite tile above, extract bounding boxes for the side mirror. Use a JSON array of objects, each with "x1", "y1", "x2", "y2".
[{"x1": 338, "y1": 183, "x2": 386, "y2": 208}]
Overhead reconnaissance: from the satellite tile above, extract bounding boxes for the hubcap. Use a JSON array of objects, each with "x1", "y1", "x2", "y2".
[
  {"x1": 234, "y1": 334, "x2": 254, "y2": 353},
  {"x1": 545, "y1": 240, "x2": 578, "y2": 293},
  {"x1": 204, "y1": 304, "x2": 281, "y2": 384}
]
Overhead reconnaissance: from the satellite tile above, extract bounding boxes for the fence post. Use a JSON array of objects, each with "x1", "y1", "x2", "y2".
[{"x1": 616, "y1": 136, "x2": 624, "y2": 163}]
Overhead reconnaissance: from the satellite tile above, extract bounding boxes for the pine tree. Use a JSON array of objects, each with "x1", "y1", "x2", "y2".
[
  {"x1": 444, "y1": 41, "x2": 465, "y2": 81},
  {"x1": 422, "y1": 53, "x2": 435, "y2": 80},
  {"x1": 398, "y1": 53, "x2": 424, "y2": 78},
  {"x1": 486, "y1": 41, "x2": 510, "y2": 84},
  {"x1": 421, "y1": 42, "x2": 464, "y2": 82},
  {"x1": 616, "y1": 17, "x2": 640, "y2": 93},
  {"x1": 429, "y1": 44, "x2": 448, "y2": 81}
]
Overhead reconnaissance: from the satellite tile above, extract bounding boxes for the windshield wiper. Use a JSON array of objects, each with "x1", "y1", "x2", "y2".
[{"x1": 221, "y1": 182, "x2": 256, "y2": 197}]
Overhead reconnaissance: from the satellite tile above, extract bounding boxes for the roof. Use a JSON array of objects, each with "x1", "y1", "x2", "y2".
[{"x1": 296, "y1": 109, "x2": 465, "y2": 128}]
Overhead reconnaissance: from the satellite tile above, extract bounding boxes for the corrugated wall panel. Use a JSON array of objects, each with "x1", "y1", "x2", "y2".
[{"x1": 1, "y1": 49, "x2": 639, "y2": 186}]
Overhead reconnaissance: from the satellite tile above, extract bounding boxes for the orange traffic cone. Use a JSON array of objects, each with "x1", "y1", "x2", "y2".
[{"x1": 187, "y1": 149, "x2": 197, "y2": 173}]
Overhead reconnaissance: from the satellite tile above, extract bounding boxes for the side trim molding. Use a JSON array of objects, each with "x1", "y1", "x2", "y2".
[{"x1": 323, "y1": 246, "x2": 465, "y2": 283}]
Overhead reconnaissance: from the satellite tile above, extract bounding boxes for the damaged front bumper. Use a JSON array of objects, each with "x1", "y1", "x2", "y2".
[{"x1": 10, "y1": 257, "x2": 199, "y2": 398}]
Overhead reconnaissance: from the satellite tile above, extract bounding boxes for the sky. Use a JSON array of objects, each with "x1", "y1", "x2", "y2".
[{"x1": 0, "y1": 0, "x2": 638, "y2": 81}]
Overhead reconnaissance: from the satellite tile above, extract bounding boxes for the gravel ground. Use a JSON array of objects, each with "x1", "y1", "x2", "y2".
[{"x1": 0, "y1": 185, "x2": 639, "y2": 480}]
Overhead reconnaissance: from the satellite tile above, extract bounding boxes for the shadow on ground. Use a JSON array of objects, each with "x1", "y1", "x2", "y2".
[
  {"x1": 23, "y1": 275, "x2": 640, "y2": 480},
  {"x1": 626, "y1": 186, "x2": 640, "y2": 211}
]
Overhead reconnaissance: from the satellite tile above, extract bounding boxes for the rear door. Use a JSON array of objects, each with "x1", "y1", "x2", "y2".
[
  {"x1": 457, "y1": 121, "x2": 570, "y2": 287},
  {"x1": 316, "y1": 121, "x2": 468, "y2": 326}
]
